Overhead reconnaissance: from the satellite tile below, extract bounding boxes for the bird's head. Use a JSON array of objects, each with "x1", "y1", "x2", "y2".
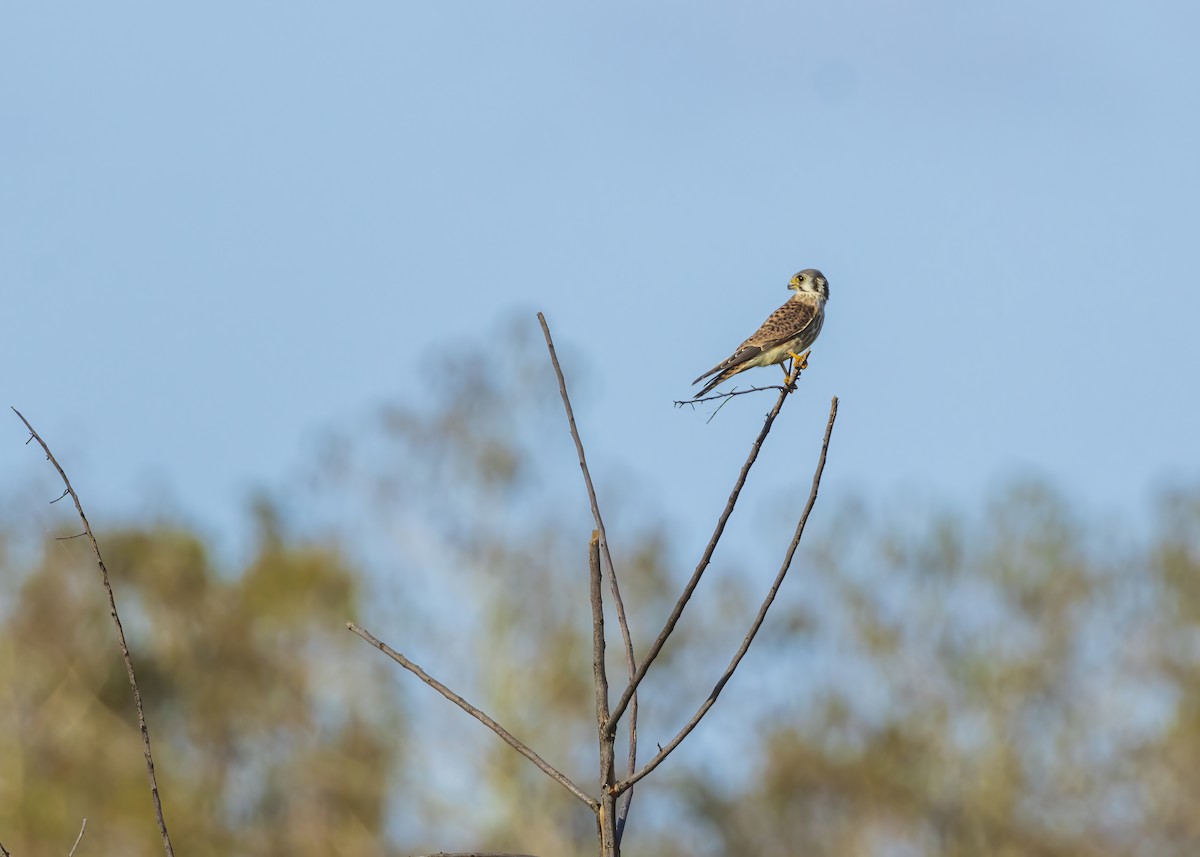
[{"x1": 788, "y1": 269, "x2": 830, "y2": 301}]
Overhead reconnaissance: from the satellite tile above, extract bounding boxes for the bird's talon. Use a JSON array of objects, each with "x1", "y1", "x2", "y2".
[{"x1": 788, "y1": 350, "x2": 811, "y2": 372}]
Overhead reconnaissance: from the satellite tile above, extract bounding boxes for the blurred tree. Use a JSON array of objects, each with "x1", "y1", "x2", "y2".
[
  {"x1": 676, "y1": 482, "x2": 1200, "y2": 857},
  {"x1": 0, "y1": 510, "x2": 402, "y2": 857},
  {"x1": 5, "y1": 319, "x2": 1200, "y2": 856}
]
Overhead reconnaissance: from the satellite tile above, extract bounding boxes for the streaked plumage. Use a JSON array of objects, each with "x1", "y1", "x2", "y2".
[{"x1": 692, "y1": 269, "x2": 830, "y2": 398}]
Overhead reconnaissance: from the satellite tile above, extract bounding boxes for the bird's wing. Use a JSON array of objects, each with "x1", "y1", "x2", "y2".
[{"x1": 692, "y1": 297, "x2": 819, "y2": 384}]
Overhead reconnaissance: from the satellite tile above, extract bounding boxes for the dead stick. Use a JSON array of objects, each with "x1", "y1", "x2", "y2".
[{"x1": 12, "y1": 408, "x2": 175, "y2": 857}]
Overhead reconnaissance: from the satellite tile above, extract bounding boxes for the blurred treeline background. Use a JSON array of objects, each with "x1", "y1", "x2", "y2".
[{"x1": 3, "y1": 327, "x2": 1199, "y2": 857}]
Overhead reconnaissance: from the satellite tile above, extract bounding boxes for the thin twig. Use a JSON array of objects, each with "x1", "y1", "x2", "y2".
[
  {"x1": 67, "y1": 818, "x2": 87, "y2": 857},
  {"x1": 537, "y1": 312, "x2": 638, "y2": 675},
  {"x1": 679, "y1": 353, "x2": 808, "y2": 410},
  {"x1": 615, "y1": 397, "x2": 838, "y2": 793},
  {"x1": 347, "y1": 622, "x2": 597, "y2": 810},
  {"x1": 615, "y1": 699, "x2": 637, "y2": 847},
  {"x1": 536, "y1": 313, "x2": 640, "y2": 834},
  {"x1": 0, "y1": 840, "x2": 9, "y2": 856},
  {"x1": 605, "y1": 383, "x2": 791, "y2": 734},
  {"x1": 12, "y1": 408, "x2": 175, "y2": 857},
  {"x1": 674, "y1": 383, "x2": 789, "y2": 407},
  {"x1": 703, "y1": 391, "x2": 737, "y2": 424}
]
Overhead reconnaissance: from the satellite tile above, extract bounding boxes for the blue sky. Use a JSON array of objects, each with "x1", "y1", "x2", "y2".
[{"x1": 4, "y1": 1, "x2": 1199, "y2": 556}]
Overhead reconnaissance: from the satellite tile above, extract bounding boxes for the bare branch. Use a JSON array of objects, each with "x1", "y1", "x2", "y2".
[
  {"x1": 615, "y1": 692, "x2": 637, "y2": 844},
  {"x1": 346, "y1": 622, "x2": 597, "y2": 811},
  {"x1": 615, "y1": 397, "x2": 839, "y2": 793},
  {"x1": 536, "y1": 313, "x2": 640, "y2": 830},
  {"x1": 68, "y1": 818, "x2": 88, "y2": 857},
  {"x1": 605, "y1": 383, "x2": 792, "y2": 734},
  {"x1": 536, "y1": 313, "x2": 638, "y2": 676},
  {"x1": 12, "y1": 408, "x2": 175, "y2": 857},
  {"x1": 592, "y1": 533, "x2": 618, "y2": 856},
  {"x1": 673, "y1": 383, "x2": 789, "y2": 407},
  {"x1": 0, "y1": 839, "x2": 10, "y2": 857},
  {"x1": 590, "y1": 531, "x2": 610, "y2": 728}
]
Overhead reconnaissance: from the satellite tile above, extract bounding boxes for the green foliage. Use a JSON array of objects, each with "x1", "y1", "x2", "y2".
[
  {"x1": 0, "y1": 515, "x2": 401, "y2": 857},
  {"x1": 693, "y1": 481, "x2": 1200, "y2": 857},
  {"x1": 5, "y1": 324, "x2": 1200, "y2": 856}
]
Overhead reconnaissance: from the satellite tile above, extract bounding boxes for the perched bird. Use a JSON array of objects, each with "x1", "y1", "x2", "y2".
[{"x1": 692, "y1": 269, "x2": 830, "y2": 398}]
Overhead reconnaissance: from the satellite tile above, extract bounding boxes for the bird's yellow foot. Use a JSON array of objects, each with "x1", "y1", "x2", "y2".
[{"x1": 787, "y1": 350, "x2": 811, "y2": 372}]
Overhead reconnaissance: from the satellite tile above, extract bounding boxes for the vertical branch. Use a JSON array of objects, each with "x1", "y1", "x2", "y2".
[
  {"x1": 590, "y1": 532, "x2": 618, "y2": 857},
  {"x1": 536, "y1": 314, "x2": 640, "y2": 833},
  {"x1": 12, "y1": 408, "x2": 175, "y2": 857},
  {"x1": 590, "y1": 531, "x2": 611, "y2": 730}
]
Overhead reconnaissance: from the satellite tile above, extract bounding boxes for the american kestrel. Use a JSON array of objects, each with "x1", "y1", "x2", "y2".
[{"x1": 692, "y1": 269, "x2": 829, "y2": 398}]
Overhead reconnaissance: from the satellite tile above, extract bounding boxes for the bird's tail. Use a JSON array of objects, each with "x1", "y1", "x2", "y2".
[{"x1": 692, "y1": 369, "x2": 733, "y2": 399}]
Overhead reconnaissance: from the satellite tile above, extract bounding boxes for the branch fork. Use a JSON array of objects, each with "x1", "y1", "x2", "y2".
[{"x1": 344, "y1": 316, "x2": 839, "y2": 856}]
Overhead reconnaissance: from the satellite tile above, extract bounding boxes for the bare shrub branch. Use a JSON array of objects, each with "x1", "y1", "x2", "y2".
[
  {"x1": 615, "y1": 397, "x2": 839, "y2": 792},
  {"x1": 590, "y1": 532, "x2": 618, "y2": 857},
  {"x1": 537, "y1": 312, "x2": 640, "y2": 836},
  {"x1": 590, "y1": 531, "x2": 610, "y2": 728},
  {"x1": 68, "y1": 818, "x2": 88, "y2": 857},
  {"x1": 674, "y1": 382, "x2": 790, "y2": 407},
  {"x1": 605, "y1": 381, "x2": 795, "y2": 734},
  {"x1": 346, "y1": 622, "x2": 597, "y2": 810},
  {"x1": 346, "y1": 318, "x2": 837, "y2": 856},
  {"x1": 12, "y1": 408, "x2": 175, "y2": 857}
]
